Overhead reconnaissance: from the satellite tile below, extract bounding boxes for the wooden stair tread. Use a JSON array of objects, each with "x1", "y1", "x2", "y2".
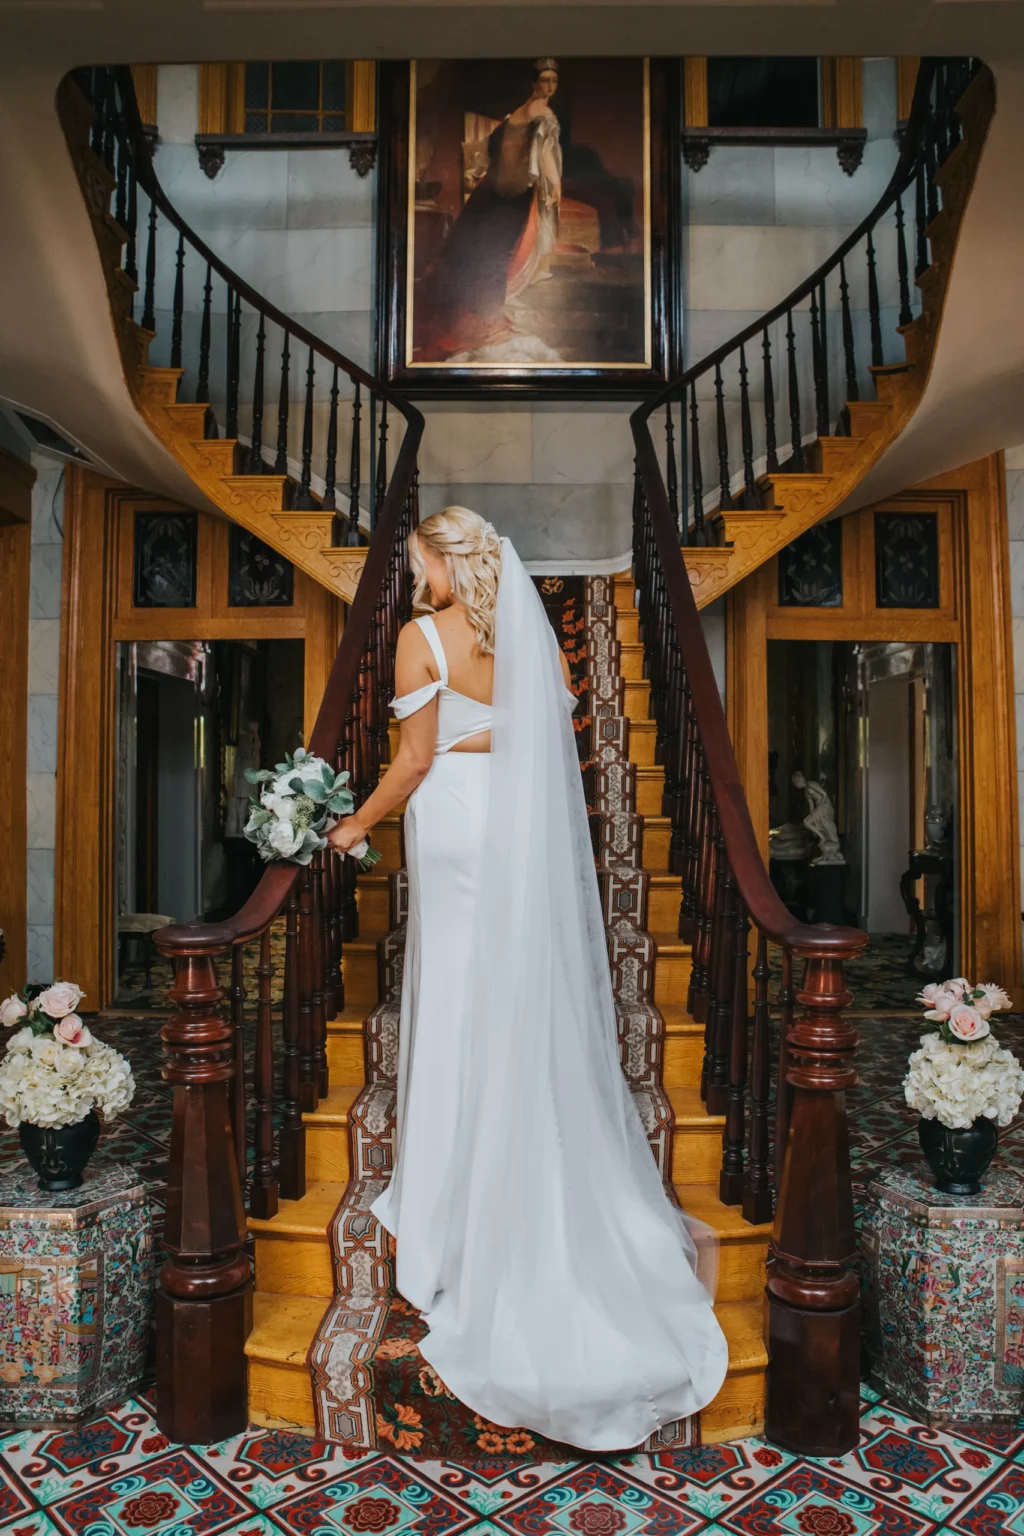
[
  {"x1": 302, "y1": 1082, "x2": 362, "y2": 1126},
  {"x1": 675, "y1": 1184, "x2": 773, "y2": 1241},
  {"x1": 343, "y1": 927, "x2": 389, "y2": 955},
  {"x1": 650, "y1": 930, "x2": 690, "y2": 956},
  {"x1": 246, "y1": 1292, "x2": 327, "y2": 1364},
  {"x1": 713, "y1": 1300, "x2": 768, "y2": 1372},
  {"x1": 667, "y1": 1083, "x2": 725, "y2": 1127},
  {"x1": 661, "y1": 1003, "x2": 701, "y2": 1034},
  {"x1": 249, "y1": 1180, "x2": 345, "y2": 1238},
  {"x1": 327, "y1": 1002, "x2": 371, "y2": 1029}
]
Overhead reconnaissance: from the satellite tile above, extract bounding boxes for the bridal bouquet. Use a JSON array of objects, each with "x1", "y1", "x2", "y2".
[
  {"x1": 0, "y1": 983, "x2": 135, "y2": 1130},
  {"x1": 244, "y1": 748, "x2": 380, "y2": 870},
  {"x1": 903, "y1": 977, "x2": 1024, "y2": 1130}
]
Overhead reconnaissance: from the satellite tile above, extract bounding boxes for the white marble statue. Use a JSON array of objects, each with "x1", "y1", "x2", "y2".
[{"x1": 792, "y1": 770, "x2": 846, "y2": 866}]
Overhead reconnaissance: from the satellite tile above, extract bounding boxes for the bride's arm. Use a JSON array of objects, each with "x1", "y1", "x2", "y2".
[{"x1": 327, "y1": 623, "x2": 437, "y2": 851}]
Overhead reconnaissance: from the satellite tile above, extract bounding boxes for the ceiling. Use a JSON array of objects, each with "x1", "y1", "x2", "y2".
[{"x1": 1, "y1": 0, "x2": 1024, "y2": 76}]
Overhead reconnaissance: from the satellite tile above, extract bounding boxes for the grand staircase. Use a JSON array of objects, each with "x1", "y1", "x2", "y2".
[
  {"x1": 47, "y1": 58, "x2": 994, "y2": 1457},
  {"x1": 244, "y1": 572, "x2": 770, "y2": 1450}
]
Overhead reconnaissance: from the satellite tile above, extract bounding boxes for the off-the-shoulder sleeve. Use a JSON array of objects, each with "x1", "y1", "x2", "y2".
[{"x1": 390, "y1": 681, "x2": 442, "y2": 719}]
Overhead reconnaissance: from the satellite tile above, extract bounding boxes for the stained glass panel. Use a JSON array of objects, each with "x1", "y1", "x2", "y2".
[
  {"x1": 133, "y1": 512, "x2": 197, "y2": 608},
  {"x1": 228, "y1": 525, "x2": 294, "y2": 607},
  {"x1": 778, "y1": 521, "x2": 843, "y2": 607},
  {"x1": 874, "y1": 513, "x2": 940, "y2": 609}
]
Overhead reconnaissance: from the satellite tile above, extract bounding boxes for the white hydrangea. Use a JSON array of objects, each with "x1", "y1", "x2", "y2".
[
  {"x1": 904, "y1": 1030, "x2": 1024, "y2": 1130},
  {"x1": 0, "y1": 1032, "x2": 135, "y2": 1130}
]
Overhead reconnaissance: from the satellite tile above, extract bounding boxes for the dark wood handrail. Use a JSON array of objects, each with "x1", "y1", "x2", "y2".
[
  {"x1": 641, "y1": 58, "x2": 943, "y2": 416},
  {"x1": 111, "y1": 65, "x2": 408, "y2": 409}
]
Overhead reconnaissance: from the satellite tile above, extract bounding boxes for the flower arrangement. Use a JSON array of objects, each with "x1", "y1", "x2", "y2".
[
  {"x1": 243, "y1": 748, "x2": 380, "y2": 870},
  {"x1": 903, "y1": 977, "x2": 1024, "y2": 1130},
  {"x1": 0, "y1": 983, "x2": 135, "y2": 1130}
]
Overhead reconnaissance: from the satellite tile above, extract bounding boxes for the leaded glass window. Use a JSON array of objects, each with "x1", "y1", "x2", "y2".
[
  {"x1": 133, "y1": 512, "x2": 198, "y2": 608},
  {"x1": 708, "y1": 58, "x2": 821, "y2": 130},
  {"x1": 243, "y1": 61, "x2": 348, "y2": 134},
  {"x1": 778, "y1": 521, "x2": 843, "y2": 607},
  {"x1": 228, "y1": 526, "x2": 294, "y2": 607},
  {"x1": 874, "y1": 513, "x2": 940, "y2": 609}
]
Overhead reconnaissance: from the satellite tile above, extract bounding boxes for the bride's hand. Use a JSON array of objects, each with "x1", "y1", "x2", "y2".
[{"x1": 328, "y1": 818, "x2": 368, "y2": 855}]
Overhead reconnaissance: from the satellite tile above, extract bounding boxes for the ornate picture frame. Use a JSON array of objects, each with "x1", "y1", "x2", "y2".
[{"x1": 377, "y1": 58, "x2": 681, "y2": 398}]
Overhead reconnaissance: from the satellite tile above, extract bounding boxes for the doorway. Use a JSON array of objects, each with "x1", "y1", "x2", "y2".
[
  {"x1": 114, "y1": 637, "x2": 304, "y2": 1006},
  {"x1": 768, "y1": 639, "x2": 957, "y2": 1007}
]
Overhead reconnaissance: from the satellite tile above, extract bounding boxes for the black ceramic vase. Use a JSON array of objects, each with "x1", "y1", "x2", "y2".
[
  {"x1": 918, "y1": 1115, "x2": 998, "y2": 1196},
  {"x1": 20, "y1": 1111, "x2": 100, "y2": 1192}
]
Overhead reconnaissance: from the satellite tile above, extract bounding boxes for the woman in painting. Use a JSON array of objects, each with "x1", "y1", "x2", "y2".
[
  {"x1": 419, "y1": 59, "x2": 563, "y2": 358},
  {"x1": 329, "y1": 507, "x2": 727, "y2": 1450}
]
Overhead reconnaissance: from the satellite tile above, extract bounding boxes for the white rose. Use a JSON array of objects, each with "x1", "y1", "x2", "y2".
[
  {"x1": 36, "y1": 982, "x2": 84, "y2": 1019},
  {"x1": 267, "y1": 819, "x2": 304, "y2": 856},
  {"x1": 0, "y1": 995, "x2": 27, "y2": 1028}
]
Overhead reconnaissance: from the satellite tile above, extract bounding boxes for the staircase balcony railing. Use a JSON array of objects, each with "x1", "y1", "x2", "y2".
[
  {"x1": 74, "y1": 65, "x2": 424, "y2": 1445},
  {"x1": 630, "y1": 58, "x2": 977, "y2": 1456}
]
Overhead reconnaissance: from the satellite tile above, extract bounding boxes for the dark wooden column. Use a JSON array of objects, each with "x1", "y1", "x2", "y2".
[
  {"x1": 154, "y1": 937, "x2": 251, "y2": 1443},
  {"x1": 765, "y1": 946, "x2": 863, "y2": 1455}
]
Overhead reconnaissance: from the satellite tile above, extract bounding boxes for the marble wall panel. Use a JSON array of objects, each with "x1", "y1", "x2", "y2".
[
  {"x1": 155, "y1": 142, "x2": 290, "y2": 232},
  {"x1": 156, "y1": 65, "x2": 198, "y2": 146},
  {"x1": 25, "y1": 458, "x2": 63, "y2": 982},
  {"x1": 26, "y1": 927, "x2": 54, "y2": 985},
  {"x1": 417, "y1": 409, "x2": 533, "y2": 486},
  {"x1": 531, "y1": 410, "x2": 634, "y2": 487},
  {"x1": 417, "y1": 482, "x2": 632, "y2": 564},
  {"x1": 684, "y1": 147, "x2": 777, "y2": 228},
  {"x1": 26, "y1": 696, "x2": 58, "y2": 776},
  {"x1": 28, "y1": 620, "x2": 60, "y2": 694},
  {"x1": 26, "y1": 850, "x2": 54, "y2": 928},
  {"x1": 29, "y1": 544, "x2": 64, "y2": 621},
  {"x1": 26, "y1": 774, "x2": 55, "y2": 851},
  {"x1": 286, "y1": 152, "x2": 376, "y2": 230}
]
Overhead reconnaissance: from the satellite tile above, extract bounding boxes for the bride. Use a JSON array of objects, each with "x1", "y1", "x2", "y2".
[{"x1": 328, "y1": 506, "x2": 728, "y2": 1451}]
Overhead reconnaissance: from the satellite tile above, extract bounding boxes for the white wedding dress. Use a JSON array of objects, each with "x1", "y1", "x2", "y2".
[{"x1": 371, "y1": 539, "x2": 728, "y2": 1451}]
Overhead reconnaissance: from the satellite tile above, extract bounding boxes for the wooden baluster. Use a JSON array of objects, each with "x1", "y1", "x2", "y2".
[
  {"x1": 114, "y1": 119, "x2": 128, "y2": 233},
  {"x1": 680, "y1": 723, "x2": 702, "y2": 942},
  {"x1": 810, "y1": 288, "x2": 827, "y2": 439},
  {"x1": 738, "y1": 344, "x2": 758, "y2": 507},
  {"x1": 89, "y1": 69, "x2": 105, "y2": 157},
  {"x1": 297, "y1": 868, "x2": 318, "y2": 1113},
  {"x1": 720, "y1": 895, "x2": 749, "y2": 1205},
  {"x1": 323, "y1": 366, "x2": 340, "y2": 533},
  {"x1": 100, "y1": 71, "x2": 117, "y2": 172},
  {"x1": 818, "y1": 279, "x2": 829, "y2": 433},
  {"x1": 786, "y1": 307, "x2": 805, "y2": 469},
  {"x1": 714, "y1": 362, "x2": 730, "y2": 512},
  {"x1": 279, "y1": 888, "x2": 306, "y2": 1199},
  {"x1": 766, "y1": 943, "x2": 863, "y2": 1455},
  {"x1": 250, "y1": 929, "x2": 279, "y2": 1221},
  {"x1": 124, "y1": 148, "x2": 138, "y2": 287},
  {"x1": 225, "y1": 290, "x2": 241, "y2": 441},
  {"x1": 311, "y1": 853, "x2": 328, "y2": 1101},
  {"x1": 340, "y1": 712, "x2": 360, "y2": 940},
  {"x1": 690, "y1": 774, "x2": 716, "y2": 1026},
  {"x1": 914, "y1": 157, "x2": 929, "y2": 278},
  {"x1": 295, "y1": 347, "x2": 317, "y2": 509},
  {"x1": 743, "y1": 929, "x2": 774, "y2": 1225},
  {"x1": 229, "y1": 945, "x2": 246, "y2": 1193},
  {"x1": 666, "y1": 662, "x2": 690, "y2": 836},
  {"x1": 376, "y1": 398, "x2": 389, "y2": 512},
  {"x1": 704, "y1": 834, "x2": 735, "y2": 1115},
  {"x1": 774, "y1": 949, "x2": 794, "y2": 1189},
  {"x1": 246, "y1": 313, "x2": 265, "y2": 470},
  {"x1": 925, "y1": 99, "x2": 940, "y2": 227},
  {"x1": 762, "y1": 326, "x2": 779, "y2": 475},
  {"x1": 141, "y1": 201, "x2": 157, "y2": 333},
  {"x1": 665, "y1": 399, "x2": 680, "y2": 535},
  {"x1": 321, "y1": 850, "x2": 337, "y2": 1024},
  {"x1": 895, "y1": 192, "x2": 913, "y2": 328},
  {"x1": 274, "y1": 331, "x2": 290, "y2": 475},
  {"x1": 345, "y1": 381, "x2": 362, "y2": 546},
  {"x1": 838, "y1": 258, "x2": 858, "y2": 413},
  {"x1": 196, "y1": 263, "x2": 213, "y2": 406},
  {"x1": 866, "y1": 230, "x2": 884, "y2": 369},
  {"x1": 151, "y1": 939, "x2": 249, "y2": 1442},
  {"x1": 689, "y1": 381, "x2": 704, "y2": 542},
  {"x1": 170, "y1": 231, "x2": 185, "y2": 371}
]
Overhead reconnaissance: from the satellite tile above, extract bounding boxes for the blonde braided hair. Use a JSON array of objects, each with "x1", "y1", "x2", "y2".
[{"x1": 409, "y1": 506, "x2": 503, "y2": 655}]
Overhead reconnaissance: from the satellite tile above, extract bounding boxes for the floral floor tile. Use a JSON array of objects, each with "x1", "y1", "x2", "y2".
[
  {"x1": 0, "y1": 1514, "x2": 60, "y2": 1536},
  {"x1": 492, "y1": 1461, "x2": 703, "y2": 1534},
  {"x1": 806, "y1": 1403, "x2": 1005, "y2": 1522},
  {"x1": 0, "y1": 1400, "x2": 170, "y2": 1506},
  {"x1": 46, "y1": 1448, "x2": 252, "y2": 1536},
  {"x1": 942, "y1": 1461, "x2": 1024, "y2": 1534},
  {"x1": 268, "y1": 1456, "x2": 478, "y2": 1535},
  {"x1": 406, "y1": 1460, "x2": 570, "y2": 1518},
  {"x1": 616, "y1": 1439, "x2": 798, "y2": 1521},
  {"x1": 714, "y1": 1463, "x2": 934, "y2": 1535},
  {"x1": 196, "y1": 1426, "x2": 379, "y2": 1510}
]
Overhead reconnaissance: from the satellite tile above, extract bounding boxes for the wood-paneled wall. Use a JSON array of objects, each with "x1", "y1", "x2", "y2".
[
  {"x1": 56, "y1": 468, "x2": 343, "y2": 1008},
  {"x1": 727, "y1": 454, "x2": 1023, "y2": 1001}
]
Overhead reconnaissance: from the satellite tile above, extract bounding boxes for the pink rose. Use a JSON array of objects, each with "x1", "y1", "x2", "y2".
[
  {"x1": 946, "y1": 977, "x2": 970, "y2": 1000},
  {"x1": 921, "y1": 987, "x2": 959, "y2": 1021},
  {"x1": 0, "y1": 995, "x2": 27, "y2": 1028},
  {"x1": 36, "y1": 982, "x2": 84, "y2": 1021},
  {"x1": 54, "y1": 1015, "x2": 92, "y2": 1048},
  {"x1": 976, "y1": 983, "x2": 1012, "y2": 1017},
  {"x1": 947, "y1": 1003, "x2": 990, "y2": 1042}
]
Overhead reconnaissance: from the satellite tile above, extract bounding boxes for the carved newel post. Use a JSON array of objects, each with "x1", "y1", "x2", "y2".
[
  {"x1": 153, "y1": 934, "x2": 251, "y2": 1443},
  {"x1": 765, "y1": 940, "x2": 865, "y2": 1455}
]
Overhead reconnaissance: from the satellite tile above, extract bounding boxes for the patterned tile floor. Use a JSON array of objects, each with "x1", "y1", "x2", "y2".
[{"x1": 3, "y1": 1012, "x2": 1024, "y2": 1533}]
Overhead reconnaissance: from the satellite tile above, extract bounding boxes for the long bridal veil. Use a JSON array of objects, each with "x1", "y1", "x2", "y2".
[{"x1": 413, "y1": 538, "x2": 728, "y2": 1451}]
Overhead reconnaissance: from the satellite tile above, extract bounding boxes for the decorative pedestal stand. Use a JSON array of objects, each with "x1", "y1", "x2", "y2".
[
  {"x1": 862, "y1": 1167, "x2": 1024, "y2": 1424},
  {"x1": 0, "y1": 1162, "x2": 154, "y2": 1423}
]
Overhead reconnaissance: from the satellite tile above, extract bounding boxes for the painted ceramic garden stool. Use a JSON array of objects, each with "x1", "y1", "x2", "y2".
[
  {"x1": 0, "y1": 1162, "x2": 154, "y2": 1423},
  {"x1": 862, "y1": 1167, "x2": 1024, "y2": 1425}
]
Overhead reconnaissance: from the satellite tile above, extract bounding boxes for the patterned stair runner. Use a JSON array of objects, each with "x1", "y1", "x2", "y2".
[{"x1": 308, "y1": 576, "x2": 695, "y2": 1457}]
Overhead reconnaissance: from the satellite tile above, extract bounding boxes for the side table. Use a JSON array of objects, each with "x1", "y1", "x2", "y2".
[
  {"x1": 0, "y1": 1160, "x2": 154, "y2": 1423},
  {"x1": 862, "y1": 1165, "x2": 1024, "y2": 1424}
]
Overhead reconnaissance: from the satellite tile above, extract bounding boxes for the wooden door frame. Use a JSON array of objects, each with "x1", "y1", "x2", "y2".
[
  {"x1": 56, "y1": 467, "x2": 343, "y2": 1009},
  {"x1": 0, "y1": 449, "x2": 36, "y2": 996},
  {"x1": 727, "y1": 453, "x2": 1022, "y2": 1003}
]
